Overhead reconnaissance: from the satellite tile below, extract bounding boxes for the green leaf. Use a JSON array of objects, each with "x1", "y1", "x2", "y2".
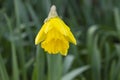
[
  {"x1": 63, "y1": 55, "x2": 74, "y2": 74},
  {"x1": 114, "y1": 8, "x2": 120, "y2": 39},
  {"x1": 62, "y1": 65, "x2": 90, "y2": 80},
  {"x1": 87, "y1": 25, "x2": 101, "y2": 80}
]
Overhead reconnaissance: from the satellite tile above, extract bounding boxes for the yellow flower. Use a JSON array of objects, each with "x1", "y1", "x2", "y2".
[{"x1": 35, "y1": 5, "x2": 76, "y2": 56}]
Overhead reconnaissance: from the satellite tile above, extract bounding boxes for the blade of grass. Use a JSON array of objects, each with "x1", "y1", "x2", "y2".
[
  {"x1": 113, "y1": 44, "x2": 120, "y2": 80},
  {"x1": 104, "y1": 43, "x2": 111, "y2": 80},
  {"x1": 25, "y1": 2, "x2": 40, "y2": 27},
  {"x1": 82, "y1": 0, "x2": 94, "y2": 25},
  {"x1": 25, "y1": 57, "x2": 34, "y2": 69},
  {"x1": 17, "y1": 46, "x2": 27, "y2": 80},
  {"x1": 0, "y1": 54, "x2": 9, "y2": 80},
  {"x1": 11, "y1": 38, "x2": 19, "y2": 80},
  {"x1": 110, "y1": 60, "x2": 116, "y2": 80},
  {"x1": 14, "y1": 0, "x2": 27, "y2": 80},
  {"x1": 14, "y1": 0, "x2": 20, "y2": 26},
  {"x1": 4, "y1": 14, "x2": 19, "y2": 80}
]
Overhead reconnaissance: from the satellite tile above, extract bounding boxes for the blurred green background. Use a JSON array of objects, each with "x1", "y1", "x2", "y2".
[{"x1": 0, "y1": 0, "x2": 120, "y2": 80}]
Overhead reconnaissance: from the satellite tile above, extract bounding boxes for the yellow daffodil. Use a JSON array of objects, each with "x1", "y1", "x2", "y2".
[{"x1": 35, "y1": 5, "x2": 76, "y2": 56}]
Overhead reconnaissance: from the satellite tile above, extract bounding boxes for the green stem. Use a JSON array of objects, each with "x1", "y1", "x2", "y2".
[{"x1": 47, "y1": 54, "x2": 62, "y2": 80}]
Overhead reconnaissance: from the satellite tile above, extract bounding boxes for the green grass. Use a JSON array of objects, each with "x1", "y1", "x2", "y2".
[{"x1": 0, "y1": 0, "x2": 120, "y2": 80}]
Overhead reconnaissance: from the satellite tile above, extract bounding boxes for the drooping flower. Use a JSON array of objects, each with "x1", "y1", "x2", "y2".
[{"x1": 35, "y1": 5, "x2": 76, "y2": 56}]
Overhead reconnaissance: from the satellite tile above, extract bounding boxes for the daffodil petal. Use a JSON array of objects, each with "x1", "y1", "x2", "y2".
[
  {"x1": 35, "y1": 24, "x2": 46, "y2": 45},
  {"x1": 41, "y1": 39, "x2": 69, "y2": 55},
  {"x1": 41, "y1": 28, "x2": 69, "y2": 55},
  {"x1": 48, "y1": 17, "x2": 77, "y2": 45},
  {"x1": 48, "y1": 17, "x2": 69, "y2": 36},
  {"x1": 35, "y1": 21, "x2": 54, "y2": 45},
  {"x1": 44, "y1": 21, "x2": 53, "y2": 33},
  {"x1": 66, "y1": 31, "x2": 77, "y2": 45}
]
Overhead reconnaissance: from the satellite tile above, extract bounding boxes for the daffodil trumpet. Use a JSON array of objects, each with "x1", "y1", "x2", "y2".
[{"x1": 35, "y1": 5, "x2": 76, "y2": 56}]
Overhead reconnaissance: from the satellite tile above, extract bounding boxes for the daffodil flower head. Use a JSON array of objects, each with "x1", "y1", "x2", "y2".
[{"x1": 35, "y1": 5, "x2": 77, "y2": 56}]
